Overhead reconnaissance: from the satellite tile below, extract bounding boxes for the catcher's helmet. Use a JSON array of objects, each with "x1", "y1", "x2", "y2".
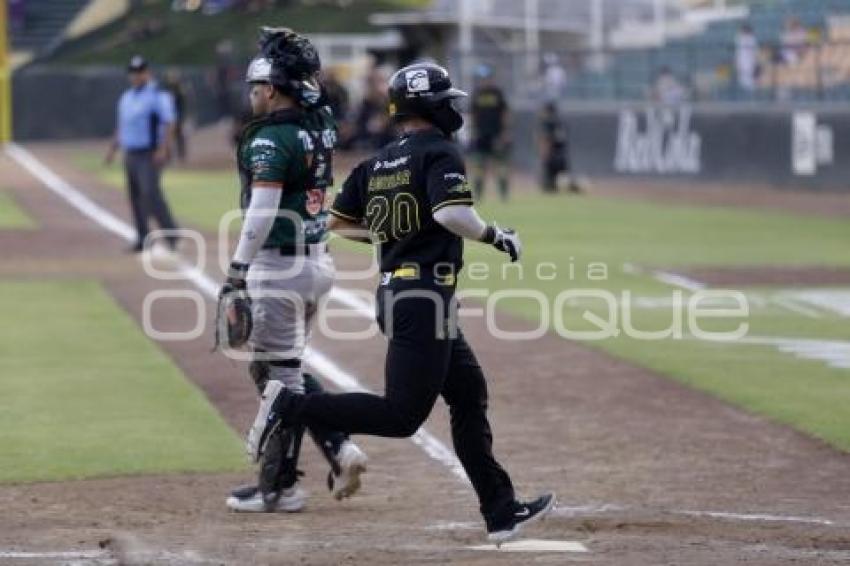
[
  {"x1": 388, "y1": 62, "x2": 467, "y2": 135},
  {"x1": 245, "y1": 27, "x2": 323, "y2": 109}
]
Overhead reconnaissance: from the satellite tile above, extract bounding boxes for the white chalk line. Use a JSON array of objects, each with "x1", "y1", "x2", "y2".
[
  {"x1": 786, "y1": 288, "x2": 850, "y2": 317},
  {"x1": 622, "y1": 263, "x2": 706, "y2": 293},
  {"x1": 0, "y1": 547, "x2": 206, "y2": 564},
  {"x1": 691, "y1": 334, "x2": 850, "y2": 370},
  {"x1": 550, "y1": 505, "x2": 841, "y2": 528},
  {"x1": 0, "y1": 550, "x2": 110, "y2": 559},
  {"x1": 622, "y1": 262, "x2": 850, "y2": 368},
  {"x1": 622, "y1": 263, "x2": 842, "y2": 320},
  {"x1": 8, "y1": 143, "x2": 844, "y2": 553},
  {"x1": 678, "y1": 510, "x2": 836, "y2": 526},
  {"x1": 652, "y1": 269, "x2": 707, "y2": 292},
  {"x1": 771, "y1": 296, "x2": 824, "y2": 319}
]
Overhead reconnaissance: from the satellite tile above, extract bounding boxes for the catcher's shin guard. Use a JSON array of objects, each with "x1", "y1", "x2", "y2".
[{"x1": 258, "y1": 423, "x2": 305, "y2": 511}]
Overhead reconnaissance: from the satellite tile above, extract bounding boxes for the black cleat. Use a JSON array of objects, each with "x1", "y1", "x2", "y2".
[{"x1": 486, "y1": 492, "x2": 557, "y2": 544}]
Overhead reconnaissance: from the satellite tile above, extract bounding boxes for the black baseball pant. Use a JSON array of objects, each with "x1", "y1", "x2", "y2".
[
  {"x1": 124, "y1": 149, "x2": 178, "y2": 245},
  {"x1": 284, "y1": 272, "x2": 516, "y2": 521}
]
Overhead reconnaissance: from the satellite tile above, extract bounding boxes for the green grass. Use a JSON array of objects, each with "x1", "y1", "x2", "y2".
[
  {"x1": 0, "y1": 280, "x2": 247, "y2": 483},
  {"x1": 0, "y1": 191, "x2": 35, "y2": 229},
  {"x1": 72, "y1": 150, "x2": 850, "y2": 450},
  {"x1": 473, "y1": 193, "x2": 850, "y2": 272},
  {"x1": 74, "y1": 152, "x2": 240, "y2": 233},
  {"x1": 465, "y1": 192, "x2": 850, "y2": 450},
  {"x1": 53, "y1": 0, "x2": 429, "y2": 66}
]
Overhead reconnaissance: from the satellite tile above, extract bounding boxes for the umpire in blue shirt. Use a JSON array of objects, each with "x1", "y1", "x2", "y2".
[{"x1": 105, "y1": 55, "x2": 179, "y2": 252}]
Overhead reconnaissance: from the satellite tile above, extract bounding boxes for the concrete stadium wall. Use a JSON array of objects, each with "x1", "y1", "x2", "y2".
[
  {"x1": 510, "y1": 103, "x2": 850, "y2": 192},
  {"x1": 12, "y1": 66, "x2": 222, "y2": 141}
]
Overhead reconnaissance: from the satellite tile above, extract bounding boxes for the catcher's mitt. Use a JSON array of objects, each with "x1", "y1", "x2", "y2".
[{"x1": 213, "y1": 289, "x2": 253, "y2": 350}]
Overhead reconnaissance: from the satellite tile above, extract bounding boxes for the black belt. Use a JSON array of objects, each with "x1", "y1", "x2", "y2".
[
  {"x1": 264, "y1": 242, "x2": 327, "y2": 256},
  {"x1": 269, "y1": 359, "x2": 301, "y2": 368}
]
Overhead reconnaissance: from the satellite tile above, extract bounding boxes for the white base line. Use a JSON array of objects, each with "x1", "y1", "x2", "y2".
[
  {"x1": 623, "y1": 263, "x2": 706, "y2": 293},
  {"x1": 625, "y1": 263, "x2": 822, "y2": 319},
  {"x1": 4, "y1": 142, "x2": 469, "y2": 484},
  {"x1": 678, "y1": 510, "x2": 835, "y2": 526},
  {"x1": 772, "y1": 296, "x2": 823, "y2": 319},
  {"x1": 0, "y1": 551, "x2": 110, "y2": 559},
  {"x1": 550, "y1": 504, "x2": 840, "y2": 528},
  {"x1": 651, "y1": 269, "x2": 706, "y2": 292}
]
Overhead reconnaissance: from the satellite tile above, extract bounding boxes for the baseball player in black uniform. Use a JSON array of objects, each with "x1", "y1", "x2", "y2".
[
  {"x1": 244, "y1": 62, "x2": 556, "y2": 542},
  {"x1": 469, "y1": 64, "x2": 511, "y2": 201},
  {"x1": 539, "y1": 101, "x2": 582, "y2": 193}
]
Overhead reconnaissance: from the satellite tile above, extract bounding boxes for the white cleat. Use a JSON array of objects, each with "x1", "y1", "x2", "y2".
[
  {"x1": 226, "y1": 484, "x2": 307, "y2": 513},
  {"x1": 328, "y1": 440, "x2": 368, "y2": 501}
]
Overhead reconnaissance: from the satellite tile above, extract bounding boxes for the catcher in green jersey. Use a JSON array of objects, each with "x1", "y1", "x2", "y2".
[{"x1": 220, "y1": 27, "x2": 367, "y2": 513}]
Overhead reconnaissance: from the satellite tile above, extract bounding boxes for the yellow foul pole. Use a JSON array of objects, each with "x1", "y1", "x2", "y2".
[{"x1": 0, "y1": 0, "x2": 11, "y2": 143}]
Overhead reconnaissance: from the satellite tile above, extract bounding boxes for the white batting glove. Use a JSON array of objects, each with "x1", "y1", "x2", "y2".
[{"x1": 483, "y1": 225, "x2": 522, "y2": 262}]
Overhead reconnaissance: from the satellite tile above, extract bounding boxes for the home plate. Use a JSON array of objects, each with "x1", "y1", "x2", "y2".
[{"x1": 468, "y1": 539, "x2": 589, "y2": 553}]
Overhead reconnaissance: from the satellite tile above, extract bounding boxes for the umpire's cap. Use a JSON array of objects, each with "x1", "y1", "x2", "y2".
[
  {"x1": 388, "y1": 62, "x2": 467, "y2": 135},
  {"x1": 245, "y1": 27, "x2": 323, "y2": 109},
  {"x1": 127, "y1": 55, "x2": 148, "y2": 72}
]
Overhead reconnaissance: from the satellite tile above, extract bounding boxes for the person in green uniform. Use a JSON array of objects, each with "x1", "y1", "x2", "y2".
[{"x1": 220, "y1": 27, "x2": 367, "y2": 513}]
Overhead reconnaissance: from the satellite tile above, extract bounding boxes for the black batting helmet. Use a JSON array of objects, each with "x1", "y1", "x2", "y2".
[
  {"x1": 388, "y1": 62, "x2": 467, "y2": 135},
  {"x1": 245, "y1": 27, "x2": 323, "y2": 109}
]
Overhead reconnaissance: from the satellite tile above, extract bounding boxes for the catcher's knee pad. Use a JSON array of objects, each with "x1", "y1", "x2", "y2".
[
  {"x1": 250, "y1": 350, "x2": 304, "y2": 394},
  {"x1": 269, "y1": 360, "x2": 304, "y2": 394},
  {"x1": 249, "y1": 358, "x2": 270, "y2": 395}
]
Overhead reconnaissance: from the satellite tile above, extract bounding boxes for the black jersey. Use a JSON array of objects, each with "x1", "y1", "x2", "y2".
[
  {"x1": 471, "y1": 85, "x2": 508, "y2": 140},
  {"x1": 330, "y1": 128, "x2": 474, "y2": 273},
  {"x1": 541, "y1": 113, "x2": 568, "y2": 152}
]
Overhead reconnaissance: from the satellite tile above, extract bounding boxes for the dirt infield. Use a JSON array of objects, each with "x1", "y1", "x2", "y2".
[
  {"x1": 1, "y1": 143, "x2": 849, "y2": 565},
  {"x1": 681, "y1": 266, "x2": 850, "y2": 287},
  {"x1": 591, "y1": 178, "x2": 850, "y2": 219}
]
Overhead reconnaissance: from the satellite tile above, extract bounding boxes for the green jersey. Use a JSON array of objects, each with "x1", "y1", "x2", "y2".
[{"x1": 237, "y1": 107, "x2": 337, "y2": 246}]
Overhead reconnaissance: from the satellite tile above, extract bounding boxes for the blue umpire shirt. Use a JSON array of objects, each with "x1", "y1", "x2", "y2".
[{"x1": 117, "y1": 80, "x2": 176, "y2": 151}]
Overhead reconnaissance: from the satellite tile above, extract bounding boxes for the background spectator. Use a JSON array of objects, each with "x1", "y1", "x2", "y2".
[
  {"x1": 735, "y1": 23, "x2": 759, "y2": 93},
  {"x1": 652, "y1": 66, "x2": 688, "y2": 105},
  {"x1": 782, "y1": 17, "x2": 809, "y2": 65},
  {"x1": 350, "y1": 63, "x2": 392, "y2": 149},
  {"x1": 542, "y1": 52, "x2": 568, "y2": 102}
]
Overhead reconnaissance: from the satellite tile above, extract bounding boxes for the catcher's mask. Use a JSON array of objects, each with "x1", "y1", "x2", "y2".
[{"x1": 245, "y1": 27, "x2": 324, "y2": 110}]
